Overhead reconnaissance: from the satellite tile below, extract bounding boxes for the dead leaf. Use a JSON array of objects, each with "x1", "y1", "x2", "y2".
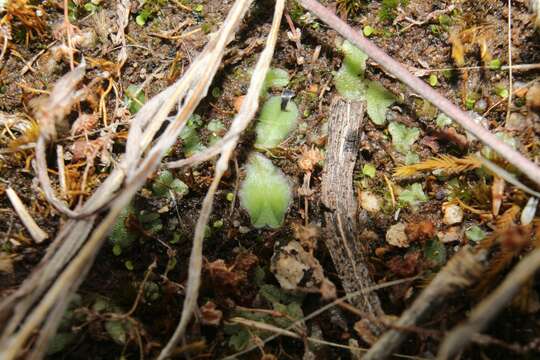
[{"x1": 200, "y1": 301, "x2": 222, "y2": 326}]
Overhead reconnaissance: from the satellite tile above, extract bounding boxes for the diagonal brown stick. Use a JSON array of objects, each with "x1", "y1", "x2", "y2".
[{"x1": 298, "y1": 0, "x2": 540, "y2": 188}]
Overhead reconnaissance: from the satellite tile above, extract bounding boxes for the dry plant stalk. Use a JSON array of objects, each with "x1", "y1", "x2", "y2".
[
  {"x1": 0, "y1": 0, "x2": 254, "y2": 357},
  {"x1": 157, "y1": 0, "x2": 284, "y2": 357},
  {"x1": 320, "y1": 98, "x2": 385, "y2": 335},
  {"x1": 394, "y1": 154, "x2": 481, "y2": 177},
  {"x1": 363, "y1": 246, "x2": 488, "y2": 360},
  {"x1": 298, "y1": 0, "x2": 540, "y2": 188},
  {"x1": 438, "y1": 248, "x2": 540, "y2": 359},
  {"x1": 5, "y1": 187, "x2": 48, "y2": 243}
]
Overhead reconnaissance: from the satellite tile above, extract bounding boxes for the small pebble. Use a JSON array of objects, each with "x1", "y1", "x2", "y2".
[
  {"x1": 443, "y1": 204, "x2": 463, "y2": 225},
  {"x1": 386, "y1": 223, "x2": 409, "y2": 248},
  {"x1": 359, "y1": 191, "x2": 382, "y2": 213}
]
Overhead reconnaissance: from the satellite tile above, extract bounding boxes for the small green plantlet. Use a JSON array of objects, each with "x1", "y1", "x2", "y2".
[
  {"x1": 363, "y1": 25, "x2": 374, "y2": 37},
  {"x1": 362, "y1": 163, "x2": 376, "y2": 178},
  {"x1": 489, "y1": 58, "x2": 502, "y2": 70},
  {"x1": 494, "y1": 84, "x2": 509, "y2": 98},
  {"x1": 239, "y1": 153, "x2": 292, "y2": 228},
  {"x1": 428, "y1": 73, "x2": 439, "y2": 87},
  {"x1": 125, "y1": 85, "x2": 146, "y2": 114},
  {"x1": 255, "y1": 96, "x2": 299, "y2": 148},
  {"x1": 481, "y1": 132, "x2": 518, "y2": 160},
  {"x1": 83, "y1": 2, "x2": 99, "y2": 14},
  {"x1": 424, "y1": 239, "x2": 447, "y2": 268},
  {"x1": 262, "y1": 68, "x2": 290, "y2": 95},
  {"x1": 340, "y1": 40, "x2": 368, "y2": 75},
  {"x1": 152, "y1": 170, "x2": 189, "y2": 198},
  {"x1": 136, "y1": 8, "x2": 152, "y2": 26},
  {"x1": 366, "y1": 80, "x2": 395, "y2": 125},
  {"x1": 405, "y1": 151, "x2": 420, "y2": 165},
  {"x1": 435, "y1": 113, "x2": 453, "y2": 128},
  {"x1": 388, "y1": 122, "x2": 420, "y2": 154},
  {"x1": 399, "y1": 183, "x2": 428, "y2": 207},
  {"x1": 334, "y1": 41, "x2": 395, "y2": 125},
  {"x1": 465, "y1": 95, "x2": 476, "y2": 110},
  {"x1": 124, "y1": 260, "x2": 134, "y2": 271},
  {"x1": 180, "y1": 115, "x2": 206, "y2": 156},
  {"x1": 465, "y1": 225, "x2": 486, "y2": 242},
  {"x1": 109, "y1": 205, "x2": 136, "y2": 249}
]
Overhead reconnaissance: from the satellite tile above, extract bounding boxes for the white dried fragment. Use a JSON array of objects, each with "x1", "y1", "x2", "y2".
[
  {"x1": 359, "y1": 191, "x2": 382, "y2": 213},
  {"x1": 443, "y1": 204, "x2": 463, "y2": 225},
  {"x1": 437, "y1": 226, "x2": 461, "y2": 243},
  {"x1": 271, "y1": 240, "x2": 335, "y2": 297},
  {"x1": 6, "y1": 187, "x2": 48, "y2": 243},
  {"x1": 521, "y1": 197, "x2": 538, "y2": 225},
  {"x1": 386, "y1": 223, "x2": 409, "y2": 248},
  {"x1": 271, "y1": 241, "x2": 310, "y2": 290}
]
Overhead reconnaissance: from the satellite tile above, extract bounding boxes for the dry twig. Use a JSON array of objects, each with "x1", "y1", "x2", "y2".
[{"x1": 5, "y1": 187, "x2": 48, "y2": 243}]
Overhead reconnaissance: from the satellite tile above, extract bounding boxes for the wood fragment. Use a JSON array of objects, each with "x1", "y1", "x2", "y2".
[
  {"x1": 6, "y1": 187, "x2": 48, "y2": 243},
  {"x1": 364, "y1": 246, "x2": 488, "y2": 360},
  {"x1": 320, "y1": 98, "x2": 384, "y2": 334}
]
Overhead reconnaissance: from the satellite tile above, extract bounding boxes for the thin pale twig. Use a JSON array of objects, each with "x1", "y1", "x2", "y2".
[{"x1": 6, "y1": 187, "x2": 48, "y2": 243}]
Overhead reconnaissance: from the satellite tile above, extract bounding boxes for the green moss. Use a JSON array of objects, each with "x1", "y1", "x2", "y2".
[{"x1": 388, "y1": 122, "x2": 420, "y2": 154}]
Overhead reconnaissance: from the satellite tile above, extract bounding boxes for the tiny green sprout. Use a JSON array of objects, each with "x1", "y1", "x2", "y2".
[
  {"x1": 112, "y1": 244, "x2": 122, "y2": 256},
  {"x1": 340, "y1": 40, "x2": 368, "y2": 75},
  {"x1": 388, "y1": 122, "x2": 420, "y2": 155},
  {"x1": 83, "y1": 2, "x2": 99, "y2": 14},
  {"x1": 194, "y1": 4, "x2": 204, "y2": 13},
  {"x1": 465, "y1": 225, "x2": 486, "y2": 242},
  {"x1": 124, "y1": 260, "x2": 134, "y2": 271},
  {"x1": 109, "y1": 205, "x2": 136, "y2": 249},
  {"x1": 465, "y1": 95, "x2": 476, "y2": 110},
  {"x1": 363, "y1": 25, "x2": 374, "y2": 37},
  {"x1": 494, "y1": 84, "x2": 509, "y2": 98},
  {"x1": 239, "y1": 153, "x2": 292, "y2": 228},
  {"x1": 152, "y1": 170, "x2": 189, "y2": 198},
  {"x1": 366, "y1": 80, "x2": 395, "y2": 125},
  {"x1": 405, "y1": 151, "x2": 420, "y2": 165},
  {"x1": 435, "y1": 113, "x2": 453, "y2": 128},
  {"x1": 399, "y1": 183, "x2": 428, "y2": 208},
  {"x1": 180, "y1": 115, "x2": 206, "y2": 156},
  {"x1": 213, "y1": 219, "x2": 224, "y2": 228},
  {"x1": 362, "y1": 163, "x2": 376, "y2": 178},
  {"x1": 255, "y1": 96, "x2": 299, "y2": 148},
  {"x1": 125, "y1": 85, "x2": 146, "y2": 114},
  {"x1": 262, "y1": 68, "x2": 290, "y2": 95},
  {"x1": 428, "y1": 74, "x2": 439, "y2": 87},
  {"x1": 136, "y1": 9, "x2": 152, "y2": 26},
  {"x1": 489, "y1": 58, "x2": 502, "y2": 70},
  {"x1": 424, "y1": 239, "x2": 447, "y2": 268},
  {"x1": 226, "y1": 192, "x2": 234, "y2": 202},
  {"x1": 438, "y1": 14, "x2": 452, "y2": 26}
]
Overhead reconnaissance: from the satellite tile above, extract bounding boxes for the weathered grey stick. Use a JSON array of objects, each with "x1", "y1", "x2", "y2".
[
  {"x1": 321, "y1": 98, "x2": 384, "y2": 333},
  {"x1": 363, "y1": 246, "x2": 488, "y2": 360}
]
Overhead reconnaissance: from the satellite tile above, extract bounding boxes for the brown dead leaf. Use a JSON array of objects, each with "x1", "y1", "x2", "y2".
[
  {"x1": 200, "y1": 301, "x2": 222, "y2": 326},
  {"x1": 70, "y1": 113, "x2": 98, "y2": 136},
  {"x1": 233, "y1": 95, "x2": 245, "y2": 113},
  {"x1": 405, "y1": 220, "x2": 435, "y2": 244},
  {"x1": 387, "y1": 251, "x2": 422, "y2": 277}
]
